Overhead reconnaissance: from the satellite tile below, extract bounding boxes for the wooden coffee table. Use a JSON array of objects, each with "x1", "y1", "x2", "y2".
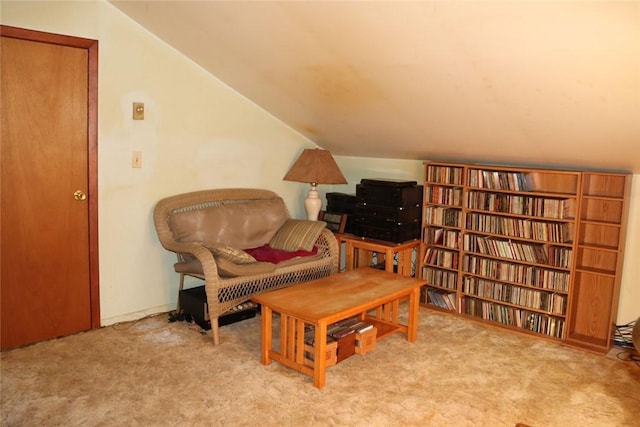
[{"x1": 252, "y1": 268, "x2": 426, "y2": 389}]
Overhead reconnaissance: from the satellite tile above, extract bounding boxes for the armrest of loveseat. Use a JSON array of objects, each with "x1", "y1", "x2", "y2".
[
  {"x1": 163, "y1": 241, "x2": 222, "y2": 279},
  {"x1": 316, "y1": 228, "x2": 340, "y2": 274}
]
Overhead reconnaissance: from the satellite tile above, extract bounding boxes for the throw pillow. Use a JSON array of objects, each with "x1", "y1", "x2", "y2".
[
  {"x1": 204, "y1": 242, "x2": 256, "y2": 264},
  {"x1": 268, "y1": 219, "x2": 326, "y2": 252}
]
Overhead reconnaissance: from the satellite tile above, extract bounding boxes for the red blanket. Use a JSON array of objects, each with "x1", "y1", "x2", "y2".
[{"x1": 245, "y1": 244, "x2": 318, "y2": 264}]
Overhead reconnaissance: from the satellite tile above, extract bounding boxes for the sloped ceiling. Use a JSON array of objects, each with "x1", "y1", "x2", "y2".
[{"x1": 110, "y1": 1, "x2": 640, "y2": 173}]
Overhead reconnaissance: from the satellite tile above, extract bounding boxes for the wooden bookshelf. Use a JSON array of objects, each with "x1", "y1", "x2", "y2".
[
  {"x1": 565, "y1": 172, "x2": 632, "y2": 352},
  {"x1": 418, "y1": 162, "x2": 631, "y2": 353}
]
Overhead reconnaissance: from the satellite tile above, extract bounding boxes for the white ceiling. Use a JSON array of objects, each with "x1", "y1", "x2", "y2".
[{"x1": 110, "y1": 1, "x2": 640, "y2": 173}]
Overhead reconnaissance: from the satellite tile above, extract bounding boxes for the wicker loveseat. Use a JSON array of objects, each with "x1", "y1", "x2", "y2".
[{"x1": 153, "y1": 188, "x2": 340, "y2": 345}]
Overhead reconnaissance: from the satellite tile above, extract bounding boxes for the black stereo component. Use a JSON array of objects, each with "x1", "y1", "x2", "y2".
[
  {"x1": 356, "y1": 222, "x2": 421, "y2": 243},
  {"x1": 359, "y1": 178, "x2": 417, "y2": 187},
  {"x1": 325, "y1": 192, "x2": 357, "y2": 214},
  {"x1": 353, "y1": 203, "x2": 422, "y2": 223},
  {"x1": 355, "y1": 184, "x2": 422, "y2": 206},
  {"x1": 325, "y1": 192, "x2": 357, "y2": 234},
  {"x1": 354, "y1": 178, "x2": 423, "y2": 243},
  {"x1": 179, "y1": 286, "x2": 258, "y2": 330},
  {"x1": 352, "y1": 215, "x2": 420, "y2": 229}
]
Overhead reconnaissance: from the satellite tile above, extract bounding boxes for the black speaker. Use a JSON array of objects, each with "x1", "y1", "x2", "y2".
[{"x1": 179, "y1": 286, "x2": 258, "y2": 330}]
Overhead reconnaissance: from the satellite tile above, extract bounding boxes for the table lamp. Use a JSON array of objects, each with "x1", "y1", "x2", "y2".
[{"x1": 283, "y1": 148, "x2": 347, "y2": 220}]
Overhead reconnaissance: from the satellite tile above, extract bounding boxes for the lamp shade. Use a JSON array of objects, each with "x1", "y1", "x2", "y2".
[
  {"x1": 282, "y1": 148, "x2": 347, "y2": 185},
  {"x1": 283, "y1": 148, "x2": 347, "y2": 220}
]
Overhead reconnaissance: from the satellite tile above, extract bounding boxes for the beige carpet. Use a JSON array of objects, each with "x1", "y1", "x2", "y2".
[{"x1": 1, "y1": 307, "x2": 639, "y2": 426}]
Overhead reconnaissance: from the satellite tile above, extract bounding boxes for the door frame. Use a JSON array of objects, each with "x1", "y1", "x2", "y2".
[{"x1": 1, "y1": 25, "x2": 100, "y2": 328}]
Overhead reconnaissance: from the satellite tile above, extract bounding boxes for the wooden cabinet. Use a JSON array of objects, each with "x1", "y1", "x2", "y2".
[
  {"x1": 566, "y1": 173, "x2": 632, "y2": 352},
  {"x1": 418, "y1": 162, "x2": 631, "y2": 353}
]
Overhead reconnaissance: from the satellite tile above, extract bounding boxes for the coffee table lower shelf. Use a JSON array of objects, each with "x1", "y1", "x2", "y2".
[
  {"x1": 268, "y1": 316, "x2": 401, "y2": 377},
  {"x1": 363, "y1": 316, "x2": 405, "y2": 340}
]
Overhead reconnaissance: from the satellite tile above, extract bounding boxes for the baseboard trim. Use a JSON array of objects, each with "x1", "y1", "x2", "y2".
[{"x1": 100, "y1": 304, "x2": 173, "y2": 327}]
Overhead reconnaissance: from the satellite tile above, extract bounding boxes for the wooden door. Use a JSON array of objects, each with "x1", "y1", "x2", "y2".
[{"x1": 1, "y1": 26, "x2": 99, "y2": 350}]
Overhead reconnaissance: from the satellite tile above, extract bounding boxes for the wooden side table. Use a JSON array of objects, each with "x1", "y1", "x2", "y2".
[{"x1": 336, "y1": 234, "x2": 420, "y2": 277}]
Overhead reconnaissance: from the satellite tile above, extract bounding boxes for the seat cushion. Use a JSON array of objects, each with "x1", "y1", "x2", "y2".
[
  {"x1": 174, "y1": 257, "x2": 275, "y2": 277},
  {"x1": 215, "y1": 257, "x2": 276, "y2": 277},
  {"x1": 268, "y1": 219, "x2": 327, "y2": 252}
]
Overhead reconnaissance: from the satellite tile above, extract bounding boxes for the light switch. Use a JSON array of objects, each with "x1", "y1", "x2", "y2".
[
  {"x1": 132, "y1": 151, "x2": 142, "y2": 168},
  {"x1": 133, "y1": 102, "x2": 144, "y2": 120}
]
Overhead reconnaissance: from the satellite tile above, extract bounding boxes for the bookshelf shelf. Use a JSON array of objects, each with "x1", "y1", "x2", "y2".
[
  {"x1": 461, "y1": 270, "x2": 570, "y2": 294},
  {"x1": 460, "y1": 292, "x2": 568, "y2": 317},
  {"x1": 574, "y1": 266, "x2": 617, "y2": 277},
  {"x1": 418, "y1": 162, "x2": 631, "y2": 353}
]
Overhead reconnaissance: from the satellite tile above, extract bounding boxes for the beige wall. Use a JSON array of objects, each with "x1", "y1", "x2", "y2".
[
  {"x1": 2, "y1": 0, "x2": 637, "y2": 326},
  {"x1": 618, "y1": 175, "x2": 640, "y2": 324}
]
